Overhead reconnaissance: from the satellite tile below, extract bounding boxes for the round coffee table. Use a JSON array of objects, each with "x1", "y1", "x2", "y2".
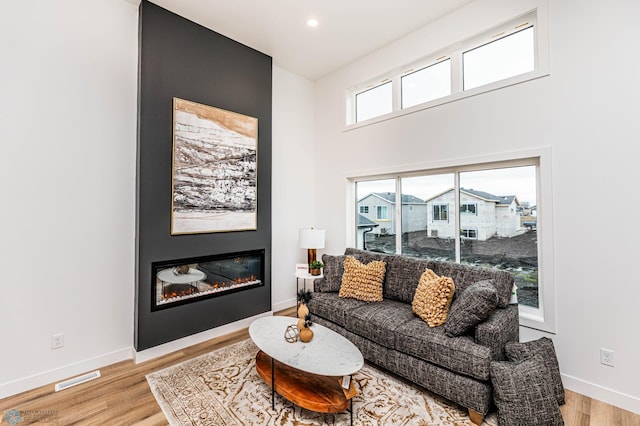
[{"x1": 249, "y1": 316, "x2": 363, "y2": 424}]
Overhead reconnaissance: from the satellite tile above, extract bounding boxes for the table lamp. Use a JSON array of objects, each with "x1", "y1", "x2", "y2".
[{"x1": 298, "y1": 228, "x2": 325, "y2": 273}]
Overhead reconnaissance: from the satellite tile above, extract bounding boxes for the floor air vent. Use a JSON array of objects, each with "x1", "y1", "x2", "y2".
[{"x1": 54, "y1": 370, "x2": 101, "y2": 392}]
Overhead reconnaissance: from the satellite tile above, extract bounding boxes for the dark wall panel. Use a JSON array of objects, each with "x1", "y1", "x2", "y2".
[{"x1": 136, "y1": 1, "x2": 272, "y2": 351}]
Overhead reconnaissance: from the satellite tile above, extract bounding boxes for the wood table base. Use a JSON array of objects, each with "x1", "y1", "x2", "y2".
[{"x1": 255, "y1": 350, "x2": 356, "y2": 414}]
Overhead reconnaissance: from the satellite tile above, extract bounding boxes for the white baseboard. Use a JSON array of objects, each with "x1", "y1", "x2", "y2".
[
  {"x1": 0, "y1": 347, "x2": 132, "y2": 399},
  {"x1": 272, "y1": 297, "x2": 296, "y2": 313},
  {"x1": 134, "y1": 311, "x2": 272, "y2": 364},
  {"x1": 0, "y1": 312, "x2": 277, "y2": 399},
  {"x1": 563, "y1": 374, "x2": 640, "y2": 414}
]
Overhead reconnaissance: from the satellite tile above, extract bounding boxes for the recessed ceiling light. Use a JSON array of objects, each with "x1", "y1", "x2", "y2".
[{"x1": 306, "y1": 18, "x2": 319, "y2": 28}]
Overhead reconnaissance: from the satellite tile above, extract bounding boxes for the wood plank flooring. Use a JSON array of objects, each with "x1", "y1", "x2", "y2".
[{"x1": 1, "y1": 308, "x2": 638, "y2": 425}]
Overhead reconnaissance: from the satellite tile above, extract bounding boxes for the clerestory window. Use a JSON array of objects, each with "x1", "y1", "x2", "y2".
[{"x1": 348, "y1": 10, "x2": 546, "y2": 126}]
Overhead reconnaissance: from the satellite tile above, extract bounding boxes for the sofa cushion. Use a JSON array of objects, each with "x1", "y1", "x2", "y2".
[
  {"x1": 316, "y1": 254, "x2": 352, "y2": 292},
  {"x1": 345, "y1": 299, "x2": 415, "y2": 348},
  {"x1": 394, "y1": 318, "x2": 493, "y2": 381},
  {"x1": 444, "y1": 280, "x2": 498, "y2": 337},
  {"x1": 384, "y1": 255, "x2": 435, "y2": 303},
  {"x1": 345, "y1": 248, "x2": 392, "y2": 265},
  {"x1": 412, "y1": 269, "x2": 455, "y2": 327},
  {"x1": 430, "y1": 261, "x2": 514, "y2": 308},
  {"x1": 505, "y1": 337, "x2": 565, "y2": 405},
  {"x1": 339, "y1": 256, "x2": 386, "y2": 302},
  {"x1": 306, "y1": 292, "x2": 367, "y2": 327},
  {"x1": 490, "y1": 355, "x2": 564, "y2": 425}
]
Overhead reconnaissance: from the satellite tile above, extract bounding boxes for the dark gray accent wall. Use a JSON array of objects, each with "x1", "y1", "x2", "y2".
[{"x1": 136, "y1": 1, "x2": 272, "y2": 351}]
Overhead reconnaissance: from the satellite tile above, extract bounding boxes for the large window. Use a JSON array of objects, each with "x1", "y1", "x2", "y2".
[
  {"x1": 356, "y1": 179, "x2": 396, "y2": 253},
  {"x1": 459, "y1": 166, "x2": 538, "y2": 308},
  {"x1": 348, "y1": 10, "x2": 546, "y2": 125},
  {"x1": 401, "y1": 174, "x2": 454, "y2": 260},
  {"x1": 353, "y1": 157, "x2": 550, "y2": 330}
]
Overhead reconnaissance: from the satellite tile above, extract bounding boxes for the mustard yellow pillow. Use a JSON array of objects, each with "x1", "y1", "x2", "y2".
[
  {"x1": 338, "y1": 256, "x2": 386, "y2": 302},
  {"x1": 412, "y1": 268, "x2": 455, "y2": 327}
]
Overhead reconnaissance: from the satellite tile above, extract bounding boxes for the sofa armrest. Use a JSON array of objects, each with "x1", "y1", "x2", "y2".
[{"x1": 474, "y1": 305, "x2": 519, "y2": 360}]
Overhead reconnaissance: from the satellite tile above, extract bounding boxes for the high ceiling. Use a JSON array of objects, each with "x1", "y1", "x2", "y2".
[{"x1": 149, "y1": 0, "x2": 475, "y2": 81}]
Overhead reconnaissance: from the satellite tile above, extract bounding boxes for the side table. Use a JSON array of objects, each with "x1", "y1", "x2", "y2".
[{"x1": 295, "y1": 271, "x2": 323, "y2": 294}]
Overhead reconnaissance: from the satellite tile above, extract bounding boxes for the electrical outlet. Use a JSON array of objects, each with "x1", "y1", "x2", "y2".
[
  {"x1": 51, "y1": 333, "x2": 64, "y2": 350},
  {"x1": 600, "y1": 348, "x2": 614, "y2": 367}
]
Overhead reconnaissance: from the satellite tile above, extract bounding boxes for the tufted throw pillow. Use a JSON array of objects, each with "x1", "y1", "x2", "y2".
[
  {"x1": 490, "y1": 355, "x2": 564, "y2": 425},
  {"x1": 505, "y1": 337, "x2": 565, "y2": 405},
  {"x1": 444, "y1": 280, "x2": 499, "y2": 337},
  {"x1": 412, "y1": 269, "x2": 455, "y2": 327},
  {"x1": 338, "y1": 256, "x2": 386, "y2": 302}
]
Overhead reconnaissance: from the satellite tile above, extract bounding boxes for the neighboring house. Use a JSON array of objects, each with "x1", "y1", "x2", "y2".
[
  {"x1": 357, "y1": 192, "x2": 427, "y2": 236},
  {"x1": 356, "y1": 214, "x2": 379, "y2": 250},
  {"x1": 425, "y1": 188, "x2": 521, "y2": 240}
]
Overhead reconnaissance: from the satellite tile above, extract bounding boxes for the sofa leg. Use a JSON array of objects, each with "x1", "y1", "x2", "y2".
[{"x1": 469, "y1": 409, "x2": 484, "y2": 425}]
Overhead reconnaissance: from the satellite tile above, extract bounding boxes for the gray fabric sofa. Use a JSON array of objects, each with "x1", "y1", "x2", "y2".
[{"x1": 307, "y1": 248, "x2": 519, "y2": 424}]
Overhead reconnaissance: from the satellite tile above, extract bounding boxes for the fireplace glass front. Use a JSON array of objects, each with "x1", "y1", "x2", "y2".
[{"x1": 151, "y1": 249, "x2": 264, "y2": 311}]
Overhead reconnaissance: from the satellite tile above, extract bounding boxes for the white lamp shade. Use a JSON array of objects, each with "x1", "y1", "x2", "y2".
[{"x1": 299, "y1": 228, "x2": 325, "y2": 249}]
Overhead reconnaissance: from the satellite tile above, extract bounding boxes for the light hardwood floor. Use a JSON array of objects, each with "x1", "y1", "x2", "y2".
[{"x1": 1, "y1": 309, "x2": 638, "y2": 425}]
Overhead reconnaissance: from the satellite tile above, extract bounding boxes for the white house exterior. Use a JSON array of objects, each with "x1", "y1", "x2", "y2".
[
  {"x1": 425, "y1": 188, "x2": 521, "y2": 241},
  {"x1": 357, "y1": 192, "x2": 427, "y2": 236}
]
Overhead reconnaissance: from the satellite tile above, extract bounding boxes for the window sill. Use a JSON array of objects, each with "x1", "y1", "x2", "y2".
[{"x1": 519, "y1": 305, "x2": 555, "y2": 334}]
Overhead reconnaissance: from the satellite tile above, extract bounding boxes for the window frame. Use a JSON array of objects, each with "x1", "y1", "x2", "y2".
[
  {"x1": 376, "y1": 205, "x2": 389, "y2": 220},
  {"x1": 460, "y1": 203, "x2": 477, "y2": 215},
  {"x1": 460, "y1": 228, "x2": 478, "y2": 239},
  {"x1": 346, "y1": 9, "x2": 548, "y2": 128},
  {"x1": 346, "y1": 148, "x2": 555, "y2": 333},
  {"x1": 432, "y1": 204, "x2": 449, "y2": 222}
]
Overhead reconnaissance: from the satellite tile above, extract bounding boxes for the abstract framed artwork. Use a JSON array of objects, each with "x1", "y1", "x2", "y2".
[{"x1": 171, "y1": 98, "x2": 258, "y2": 235}]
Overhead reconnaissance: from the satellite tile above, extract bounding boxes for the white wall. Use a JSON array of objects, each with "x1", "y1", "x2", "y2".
[
  {"x1": 0, "y1": 0, "x2": 139, "y2": 396},
  {"x1": 313, "y1": 0, "x2": 640, "y2": 414},
  {"x1": 271, "y1": 66, "x2": 316, "y2": 311}
]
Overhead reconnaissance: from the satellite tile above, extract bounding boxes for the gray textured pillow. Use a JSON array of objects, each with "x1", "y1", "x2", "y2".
[
  {"x1": 318, "y1": 254, "x2": 351, "y2": 292},
  {"x1": 505, "y1": 337, "x2": 565, "y2": 405},
  {"x1": 490, "y1": 355, "x2": 564, "y2": 425},
  {"x1": 444, "y1": 280, "x2": 498, "y2": 337}
]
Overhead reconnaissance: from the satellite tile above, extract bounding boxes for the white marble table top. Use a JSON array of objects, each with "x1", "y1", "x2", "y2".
[
  {"x1": 156, "y1": 267, "x2": 206, "y2": 284},
  {"x1": 294, "y1": 271, "x2": 324, "y2": 280},
  {"x1": 249, "y1": 316, "x2": 364, "y2": 377}
]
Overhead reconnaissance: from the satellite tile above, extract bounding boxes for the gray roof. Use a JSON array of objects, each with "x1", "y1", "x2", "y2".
[
  {"x1": 370, "y1": 192, "x2": 425, "y2": 204},
  {"x1": 357, "y1": 214, "x2": 379, "y2": 228},
  {"x1": 462, "y1": 188, "x2": 517, "y2": 206},
  {"x1": 424, "y1": 187, "x2": 518, "y2": 206}
]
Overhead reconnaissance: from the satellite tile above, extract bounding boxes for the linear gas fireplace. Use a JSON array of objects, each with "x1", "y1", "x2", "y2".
[{"x1": 151, "y1": 249, "x2": 264, "y2": 311}]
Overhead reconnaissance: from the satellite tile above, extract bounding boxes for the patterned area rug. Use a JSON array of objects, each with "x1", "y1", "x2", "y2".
[{"x1": 146, "y1": 338, "x2": 497, "y2": 425}]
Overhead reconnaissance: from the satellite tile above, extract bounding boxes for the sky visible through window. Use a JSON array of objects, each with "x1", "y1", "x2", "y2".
[
  {"x1": 463, "y1": 27, "x2": 534, "y2": 90},
  {"x1": 357, "y1": 166, "x2": 536, "y2": 206}
]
